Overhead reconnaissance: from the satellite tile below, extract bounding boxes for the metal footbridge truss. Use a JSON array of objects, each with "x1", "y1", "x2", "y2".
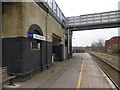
[
  {"x1": 35, "y1": 0, "x2": 119, "y2": 31},
  {"x1": 66, "y1": 10, "x2": 120, "y2": 31}
]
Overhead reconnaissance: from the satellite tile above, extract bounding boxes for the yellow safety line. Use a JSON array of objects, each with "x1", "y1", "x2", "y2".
[{"x1": 77, "y1": 60, "x2": 84, "y2": 89}]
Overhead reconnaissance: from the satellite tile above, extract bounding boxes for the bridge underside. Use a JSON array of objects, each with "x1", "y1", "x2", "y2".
[
  {"x1": 66, "y1": 10, "x2": 120, "y2": 31},
  {"x1": 68, "y1": 22, "x2": 120, "y2": 31}
]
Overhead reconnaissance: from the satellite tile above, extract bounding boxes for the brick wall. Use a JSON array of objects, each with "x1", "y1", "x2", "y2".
[{"x1": 105, "y1": 36, "x2": 120, "y2": 53}]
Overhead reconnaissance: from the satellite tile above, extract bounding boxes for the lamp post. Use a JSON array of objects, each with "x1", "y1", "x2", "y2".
[{"x1": 73, "y1": 38, "x2": 76, "y2": 53}]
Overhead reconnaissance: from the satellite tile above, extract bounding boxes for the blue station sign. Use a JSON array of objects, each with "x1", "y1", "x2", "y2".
[{"x1": 28, "y1": 33, "x2": 45, "y2": 41}]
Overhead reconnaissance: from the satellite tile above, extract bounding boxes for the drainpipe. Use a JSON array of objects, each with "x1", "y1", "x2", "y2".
[{"x1": 46, "y1": 9, "x2": 48, "y2": 69}]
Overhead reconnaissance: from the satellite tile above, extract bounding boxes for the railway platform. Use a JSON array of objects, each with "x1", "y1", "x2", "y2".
[
  {"x1": 80, "y1": 53, "x2": 115, "y2": 88},
  {"x1": 3, "y1": 53, "x2": 116, "y2": 89}
]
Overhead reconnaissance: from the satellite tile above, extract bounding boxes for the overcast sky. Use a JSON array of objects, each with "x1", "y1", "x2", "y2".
[{"x1": 55, "y1": 0, "x2": 119, "y2": 47}]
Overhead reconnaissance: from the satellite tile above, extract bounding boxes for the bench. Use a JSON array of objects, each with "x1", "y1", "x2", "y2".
[{"x1": 0, "y1": 67, "x2": 16, "y2": 86}]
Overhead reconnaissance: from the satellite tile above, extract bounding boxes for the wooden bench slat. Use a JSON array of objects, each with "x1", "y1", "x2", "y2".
[
  {"x1": 0, "y1": 67, "x2": 16, "y2": 83},
  {"x1": 3, "y1": 75, "x2": 16, "y2": 80}
]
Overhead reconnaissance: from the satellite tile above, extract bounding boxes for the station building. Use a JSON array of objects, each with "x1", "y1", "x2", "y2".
[{"x1": 2, "y1": 1, "x2": 72, "y2": 75}]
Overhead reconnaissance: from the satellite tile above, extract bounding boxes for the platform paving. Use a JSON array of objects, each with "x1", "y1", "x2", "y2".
[
  {"x1": 2, "y1": 53, "x2": 115, "y2": 89},
  {"x1": 80, "y1": 53, "x2": 115, "y2": 88}
]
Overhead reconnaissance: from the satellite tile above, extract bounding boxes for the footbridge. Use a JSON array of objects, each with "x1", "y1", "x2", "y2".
[
  {"x1": 35, "y1": 1, "x2": 120, "y2": 31},
  {"x1": 66, "y1": 10, "x2": 120, "y2": 31}
]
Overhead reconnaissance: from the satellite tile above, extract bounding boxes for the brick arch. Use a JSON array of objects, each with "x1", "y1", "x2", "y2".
[{"x1": 28, "y1": 24, "x2": 44, "y2": 36}]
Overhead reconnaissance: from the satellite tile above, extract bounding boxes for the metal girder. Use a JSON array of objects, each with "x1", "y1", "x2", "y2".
[{"x1": 68, "y1": 22, "x2": 120, "y2": 31}]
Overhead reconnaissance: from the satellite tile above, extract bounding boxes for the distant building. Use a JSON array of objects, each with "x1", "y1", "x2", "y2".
[
  {"x1": 105, "y1": 36, "x2": 120, "y2": 53},
  {"x1": 72, "y1": 47, "x2": 85, "y2": 53}
]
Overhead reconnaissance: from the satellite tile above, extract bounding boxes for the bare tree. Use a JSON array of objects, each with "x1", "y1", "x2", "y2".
[{"x1": 91, "y1": 39, "x2": 105, "y2": 52}]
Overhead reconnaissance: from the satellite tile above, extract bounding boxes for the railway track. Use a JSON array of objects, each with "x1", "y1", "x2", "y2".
[{"x1": 87, "y1": 51, "x2": 120, "y2": 90}]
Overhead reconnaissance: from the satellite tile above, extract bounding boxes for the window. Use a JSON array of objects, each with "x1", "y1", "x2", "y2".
[
  {"x1": 52, "y1": 1, "x2": 57, "y2": 14},
  {"x1": 59, "y1": 11, "x2": 62, "y2": 20},
  {"x1": 30, "y1": 40, "x2": 41, "y2": 50},
  {"x1": 47, "y1": 0, "x2": 53, "y2": 8},
  {"x1": 57, "y1": 7, "x2": 60, "y2": 17}
]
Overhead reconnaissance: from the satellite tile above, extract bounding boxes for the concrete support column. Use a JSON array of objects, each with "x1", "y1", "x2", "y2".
[
  {"x1": 0, "y1": 2, "x2": 2, "y2": 90},
  {"x1": 68, "y1": 29, "x2": 73, "y2": 60},
  {"x1": 68, "y1": 29, "x2": 70, "y2": 60},
  {"x1": 118, "y1": 1, "x2": 120, "y2": 36},
  {"x1": 69, "y1": 31, "x2": 73, "y2": 58}
]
